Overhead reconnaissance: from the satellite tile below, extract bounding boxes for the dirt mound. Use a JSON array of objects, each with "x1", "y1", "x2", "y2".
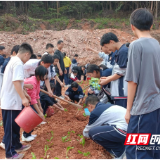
[{"x1": 0, "y1": 28, "x2": 136, "y2": 65}]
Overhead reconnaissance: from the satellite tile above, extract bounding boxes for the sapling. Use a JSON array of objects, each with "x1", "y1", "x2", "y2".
[
  {"x1": 47, "y1": 131, "x2": 54, "y2": 142},
  {"x1": 54, "y1": 157, "x2": 59, "y2": 159},
  {"x1": 83, "y1": 113, "x2": 87, "y2": 117},
  {"x1": 66, "y1": 146, "x2": 74, "y2": 158},
  {"x1": 31, "y1": 152, "x2": 36, "y2": 159},
  {"x1": 78, "y1": 135, "x2": 85, "y2": 147},
  {"x1": 44, "y1": 145, "x2": 50, "y2": 158},
  {"x1": 64, "y1": 108, "x2": 68, "y2": 112},
  {"x1": 78, "y1": 150, "x2": 90, "y2": 157},
  {"x1": 44, "y1": 114, "x2": 47, "y2": 119},
  {"x1": 62, "y1": 131, "x2": 75, "y2": 142},
  {"x1": 0, "y1": 120, "x2": 3, "y2": 126}
]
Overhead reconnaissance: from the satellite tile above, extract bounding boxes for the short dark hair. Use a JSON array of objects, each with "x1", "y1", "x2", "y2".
[
  {"x1": 85, "y1": 95, "x2": 99, "y2": 106},
  {"x1": 46, "y1": 43, "x2": 54, "y2": 49},
  {"x1": 130, "y1": 8, "x2": 153, "y2": 31},
  {"x1": 37, "y1": 54, "x2": 42, "y2": 58},
  {"x1": 53, "y1": 54, "x2": 60, "y2": 61},
  {"x1": 18, "y1": 43, "x2": 33, "y2": 55},
  {"x1": 63, "y1": 52, "x2": 66, "y2": 56},
  {"x1": 126, "y1": 43, "x2": 130, "y2": 48},
  {"x1": 30, "y1": 54, "x2": 37, "y2": 59},
  {"x1": 35, "y1": 65, "x2": 48, "y2": 80},
  {"x1": 41, "y1": 54, "x2": 53, "y2": 64},
  {"x1": 99, "y1": 64, "x2": 108, "y2": 70},
  {"x1": 100, "y1": 32, "x2": 119, "y2": 46},
  {"x1": 0, "y1": 46, "x2": 5, "y2": 50},
  {"x1": 81, "y1": 66, "x2": 86, "y2": 69},
  {"x1": 74, "y1": 54, "x2": 78, "y2": 57},
  {"x1": 71, "y1": 82, "x2": 79, "y2": 88},
  {"x1": 73, "y1": 70, "x2": 78, "y2": 74},
  {"x1": 87, "y1": 64, "x2": 100, "y2": 73},
  {"x1": 2, "y1": 54, "x2": 6, "y2": 58},
  {"x1": 57, "y1": 40, "x2": 63, "y2": 45},
  {"x1": 44, "y1": 83, "x2": 55, "y2": 91},
  {"x1": 11, "y1": 45, "x2": 20, "y2": 55}
]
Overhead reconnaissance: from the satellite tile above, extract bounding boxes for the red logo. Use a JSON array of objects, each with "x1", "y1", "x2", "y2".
[{"x1": 124, "y1": 134, "x2": 151, "y2": 145}]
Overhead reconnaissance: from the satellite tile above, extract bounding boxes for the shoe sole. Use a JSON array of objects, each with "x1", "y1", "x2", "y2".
[
  {"x1": 22, "y1": 138, "x2": 34, "y2": 142},
  {"x1": 15, "y1": 145, "x2": 31, "y2": 153},
  {"x1": 5, "y1": 153, "x2": 25, "y2": 159}
]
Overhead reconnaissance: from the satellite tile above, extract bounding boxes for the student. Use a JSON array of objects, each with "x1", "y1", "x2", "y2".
[
  {"x1": 43, "y1": 43, "x2": 54, "y2": 56},
  {"x1": 23, "y1": 54, "x2": 63, "y2": 96},
  {"x1": 22, "y1": 65, "x2": 47, "y2": 142},
  {"x1": 82, "y1": 95, "x2": 127, "y2": 159},
  {"x1": 125, "y1": 42, "x2": 130, "y2": 48},
  {"x1": 99, "y1": 32, "x2": 128, "y2": 108},
  {"x1": 63, "y1": 52, "x2": 71, "y2": 86},
  {"x1": 30, "y1": 54, "x2": 37, "y2": 59},
  {"x1": 40, "y1": 83, "x2": 64, "y2": 115},
  {"x1": 125, "y1": 8, "x2": 160, "y2": 159},
  {"x1": 71, "y1": 54, "x2": 78, "y2": 69},
  {"x1": 37, "y1": 54, "x2": 42, "y2": 59},
  {"x1": 54, "y1": 40, "x2": 66, "y2": 98},
  {"x1": 1, "y1": 45, "x2": 20, "y2": 73},
  {"x1": 0, "y1": 46, "x2": 5, "y2": 55},
  {"x1": 0, "y1": 43, "x2": 33, "y2": 159},
  {"x1": 69, "y1": 70, "x2": 79, "y2": 83},
  {"x1": 65, "y1": 82, "x2": 84, "y2": 105},
  {"x1": 72, "y1": 65, "x2": 85, "y2": 81}
]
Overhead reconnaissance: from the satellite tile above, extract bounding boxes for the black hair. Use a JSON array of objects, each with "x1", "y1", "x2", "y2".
[
  {"x1": 57, "y1": 40, "x2": 63, "y2": 45},
  {"x1": 63, "y1": 52, "x2": 66, "y2": 56},
  {"x1": 74, "y1": 54, "x2": 78, "y2": 57},
  {"x1": 99, "y1": 64, "x2": 108, "y2": 70},
  {"x1": 41, "y1": 54, "x2": 53, "y2": 64},
  {"x1": 2, "y1": 54, "x2": 6, "y2": 58},
  {"x1": 100, "y1": 32, "x2": 119, "y2": 46},
  {"x1": 0, "y1": 46, "x2": 5, "y2": 50},
  {"x1": 85, "y1": 95, "x2": 100, "y2": 106},
  {"x1": 71, "y1": 82, "x2": 79, "y2": 88},
  {"x1": 81, "y1": 65, "x2": 86, "y2": 69},
  {"x1": 53, "y1": 54, "x2": 60, "y2": 61},
  {"x1": 35, "y1": 65, "x2": 48, "y2": 81},
  {"x1": 126, "y1": 43, "x2": 130, "y2": 48},
  {"x1": 46, "y1": 43, "x2": 54, "y2": 49},
  {"x1": 87, "y1": 64, "x2": 100, "y2": 73},
  {"x1": 30, "y1": 54, "x2": 37, "y2": 59},
  {"x1": 130, "y1": 8, "x2": 153, "y2": 31},
  {"x1": 37, "y1": 54, "x2": 42, "y2": 58},
  {"x1": 11, "y1": 45, "x2": 20, "y2": 55},
  {"x1": 73, "y1": 70, "x2": 78, "y2": 74},
  {"x1": 18, "y1": 43, "x2": 33, "y2": 55},
  {"x1": 44, "y1": 83, "x2": 55, "y2": 91}
]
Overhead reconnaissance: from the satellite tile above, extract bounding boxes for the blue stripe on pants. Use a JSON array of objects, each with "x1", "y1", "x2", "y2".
[
  {"x1": 126, "y1": 108, "x2": 160, "y2": 159},
  {"x1": 2, "y1": 109, "x2": 22, "y2": 158},
  {"x1": 89, "y1": 125, "x2": 126, "y2": 158}
]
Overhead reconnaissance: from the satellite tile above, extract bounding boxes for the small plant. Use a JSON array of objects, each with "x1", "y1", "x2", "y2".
[
  {"x1": 47, "y1": 131, "x2": 54, "y2": 142},
  {"x1": 78, "y1": 135, "x2": 85, "y2": 147},
  {"x1": 31, "y1": 152, "x2": 36, "y2": 159},
  {"x1": 66, "y1": 146, "x2": 74, "y2": 158},
  {"x1": 44, "y1": 145, "x2": 50, "y2": 158},
  {"x1": 64, "y1": 108, "x2": 68, "y2": 112},
  {"x1": 62, "y1": 131, "x2": 75, "y2": 142},
  {"x1": 54, "y1": 157, "x2": 59, "y2": 159},
  {"x1": 78, "y1": 150, "x2": 90, "y2": 157},
  {"x1": 83, "y1": 113, "x2": 87, "y2": 117},
  {"x1": 83, "y1": 103, "x2": 86, "y2": 108},
  {"x1": 44, "y1": 114, "x2": 47, "y2": 119},
  {"x1": 0, "y1": 120, "x2": 3, "y2": 126}
]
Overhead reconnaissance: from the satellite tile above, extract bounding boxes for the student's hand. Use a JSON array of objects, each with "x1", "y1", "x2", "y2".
[
  {"x1": 125, "y1": 110, "x2": 131, "y2": 124},
  {"x1": 99, "y1": 77, "x2": 109, "y2": 86},
  {"x1": 60, "y1": 82, "x2": 64, "y2": 87},
  {"x1": 25, "y1": 94, "x2": 31, "y2": 102},
  {"x1": 39, "y1": 112, "x2": 45, "y2": 121},
  {"x1": 64, "y1": 69, "x2": 67, "y2": 74},
  {"x1": 22, "y1": 97, "x2": 30, "y2": 107},
  {"x1": 59, "y1": 70, "x2": 63, "y2": 76},
  {"x1": 48, "y1": 90, "x2": 53, "y2": 97},
  {"x1": 88, "y1": 88, "x2": 94, "y2": 94}
]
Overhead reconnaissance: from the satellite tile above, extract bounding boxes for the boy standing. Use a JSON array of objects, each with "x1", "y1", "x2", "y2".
[
  {"x1": 125, "y1": 8, "x2": 160, "y2": 159},
  {"x1": 43, "y1": 43, "x2": 54, "y2": 56},
  {"x1": 99, "y1": 32, "x2": 128, "y2": 108},
  {"x1": 71, "y1": 54, "x2": 78, "y2": 69},
  {"x1": 0, "y1": 43, "x2": 33, "y2": 159}
]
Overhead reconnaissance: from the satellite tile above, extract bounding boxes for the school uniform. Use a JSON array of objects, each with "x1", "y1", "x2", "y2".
[
  {"x1": 99, "y1": 52, "x2": 109, "y2": 67},
  {"x1": 83, "y1": 102, "x2": 127, "y2": 158},
  {"x1": 1, "y1": 56, "x2": 24, "y2": 158},
  {"x1": 125, "y1": 38, "x2": 160, "y2": 159},
  {"x1": 71, "y1": 59, "x2": 77, "y2": 70},
  {"x1": 1, "y1": 57, "x2": 11, "y2": 73},
  {"x1": 110, "y1": 44, "x2": 128, "y2": 108},
  {"x1": 72, "y1": 66, "x2": 84, "y2": 80},
  {"x1": 69, "y1": 72, "x2": 78, "y2": 84},
  {"x1": 65, "y1": 86, "x2": 84, "y2": 102}
]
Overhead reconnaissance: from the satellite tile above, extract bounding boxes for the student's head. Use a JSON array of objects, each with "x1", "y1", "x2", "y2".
[
  {"x1": 63, "y1": 52, "x2": 66, "y2": 57},
  {"x1": 73, "y1": 70, "x2": 78, "y2": 76},
  {"x1": 46, "y1": 43, "x2": 54, "y2": 54},
  {"x1": 53, "y1": 54, "x2": 59, "y2": 65},
  {"x1": 40, "y1": 54, "x2": 54, "y2": 68},
  {"x1": 11, "y1": 45, "x2": 20, "y2": 56},
  {"x1": 81, "y1": 66, "x2": 86, "y2": 71},
  {"x1": 2, "y1": 54, "x2": 6, "y2": 58},
  {"x1": 100, "y1": 32, "x2": 119, "y2": 53},
  {"x1": 0, "y1": 46, "x2": 5, "y2": 55},
  {"x1": 99, "y1": 64, "x2": 108, "y2": 71},
  {"x1": 37, "y1": 54, "x2": 42, "y2": 59},
  {"x1": 30, "y1": 54, "x2": 37, "y2": 59},
  {"x1": 71, "y1": 82, "x2": 79, "y2": 91},
  {"x1": 125, "y1": 43, "x2": 130, "y2": 48},
  {"x1": 18, "y1": 43, "x2": 34, "y2": 63},
  {"x1": 44, "y1": 83, "x2": 55, "y2": 92},
  {"x1": 130, "y1": 8, "x2": 153, "y2": 37},
  {"x1": 35, "y1": 65, "x2": 48, "y2": 81},
  {"x1": 86, "y1": 64, "x2": 100, "y2": 78},
  {"x1": 85, "y1": 95, "x2": 99, "y2": 112},
  {"x1": 57, "y1": 40, "x2": 64, "y2": 50},
  {"x1": 74, "y1": 54, "x2": 78, "y2": 60}
]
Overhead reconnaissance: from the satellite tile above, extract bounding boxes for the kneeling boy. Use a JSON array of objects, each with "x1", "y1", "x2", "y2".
[{"x1": 83, "y1": 95, "x2": 128, "y2": 159}]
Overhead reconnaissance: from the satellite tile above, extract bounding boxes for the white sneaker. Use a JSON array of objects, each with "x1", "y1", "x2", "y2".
[
  {"x1": 31, "y1": 134, "x2": 37, "y2": 138},
  {"x1": 22, "y1": 134, "x2": 35, "y2": 142},
  {"x1": 0, "y1": 142, "x2": 5, "y2": 149},
  {"x1": 40, "y1": 121, "x2": 46, "y2": 125},
  {"x1": 59, "y1": 96, "x2": 65, "y2": 99}
]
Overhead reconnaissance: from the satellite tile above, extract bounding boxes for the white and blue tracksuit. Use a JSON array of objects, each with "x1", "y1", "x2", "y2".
[{"x1": 83, "y1": 102, "x2": 128, "y2": 158}]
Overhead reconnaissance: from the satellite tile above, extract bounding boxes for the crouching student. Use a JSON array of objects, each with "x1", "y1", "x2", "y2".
[
  {"x1": 22, "y1": 65, "x2": 47, "y2": 142},
  {"x1": 65, "y1": 82, "x2": 84, "y2": 105},
  {"x1": 69, "y1": 70, "x2": 80, "y2": 84},
  {"x1": 0, "y1": 43, "x2": 33, "y2": 159},
  {"x1": 40, "y1": 83, "x2": 64, "y2": 115},
  {"x1": 83, "y1": 95, "x2": 127, "y2": 159}
]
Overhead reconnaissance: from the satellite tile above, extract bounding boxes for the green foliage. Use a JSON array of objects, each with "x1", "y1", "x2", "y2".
[
  {"x1": 31, "y1": 152, "x2": 36, "y2": 159},
  {"x1": 78, "y1": 150, "x2": 90, "y2": 157},
  {"x1": 44, "y1": 145, "x2": 50, "y2": 157},
  {"x1": 64, "y1": 108, "x2": 68, "y2": 112},
  {"x1": 78, "y1": 135, "x2": 85, "y2": 147},
  {"x1": 44, "y1": 114, "x2": 47, "y2": 119},
  {"x1": 83, "y1": 113, "x2": 87, "y2": 117},
  {"x1": 0, "y1": 120, "x2": 3, "y2": 126},
  {"x1": 62, "y1": 131, "x2": 75, "y2": 142},
  {"x1": 54, "y1": 157, "x2": 59, "y2": 159},
  {"x1": 89, "y1": 78, "x2": 101, "y2": 91},
  {"x1": 66, "y1": 146, "x2": 74, "y2": 158},
  {"x1": 47, "y1": 131, "x2": 54, "y2": 142}
]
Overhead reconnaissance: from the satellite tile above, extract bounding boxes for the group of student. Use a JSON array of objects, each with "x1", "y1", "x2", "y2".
[{"x1": 0, "y1": 8, "x2": 160, "y2": 159}]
